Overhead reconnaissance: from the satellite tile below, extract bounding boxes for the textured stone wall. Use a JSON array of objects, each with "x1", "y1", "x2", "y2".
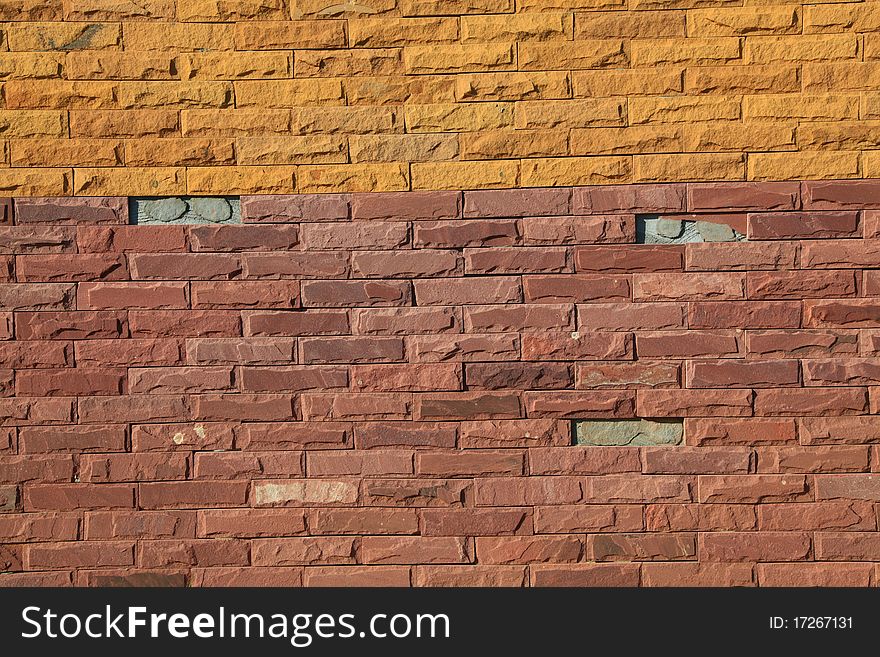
[
  {"x1": 2, "y1": 182, "x2": 880, "y2": 587},
  {"x1": 2, "y1": 2, "x2": 880, "y2": 195}
]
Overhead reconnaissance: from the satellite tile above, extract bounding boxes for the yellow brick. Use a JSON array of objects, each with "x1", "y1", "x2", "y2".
[
  {"x1": 187, "y1": 166, "x2": 296, "y2": 194},
  {"x1": 233, "y1": 21, "x2": 347, "y2": 49},
  {"x1": 126, "y1": 138, "x2": 236, "y2": 166},
  {"x1": 411, "y1": 160, "x2": 519, "y2": 190},
  {"x1": 70, "y1": 110, "x2": 178, "y2": 138},
  {"x1": 405, "y1": 103, "x2": 512, "y2": 132},
  {"x1": 630, "y1": 96, "x2": 741, "y2": 124},
  {"x1": 0, "y1": 53, "x2": 62, "y2": 79},
  {"x1": 521, "y1": 156, "x2": 631, "y2": 187},
  {"x1": 400, "y1": 0, "x2": 514, "y2": 15},
  {"x1": 574, "y1": 10, "x2": 685, "y2": 38},
  {"x1": 291, "y1": 106, "x2": 401, "y2": 134},
  {"x1": 64, "y1": 0, "x2": 175, "y2": 20},
  {"x1": 631, "y1": 38, "x2": 741, "y2": 66},
  {"x1": 859, "y1": 151, "x2": 880, "y2": 178},
  {"x1": 572, "y1": 69, "x2": 683, "y2": 97},
  {"x1": 122, "y1": 22, "x2": 234, "y2": 51},
  {"x1": 743, "y1": 94, "x2": 859, "y2": 121},
  {"x1": 748, "y1": 151, "x2": 860, "y2": 181},
  {"x1": 178, "y1": 0, "x2": 288, "y2": 21},
  {"x1": 177, "y1": 52, "x2": 291, "y2": 80},
  {"x1": 4, "y1": 80, "x2": 117, "y2": 109},
  {"x1": 685, "y1": 65, "x2": 799, "y2": 94},
  {"x1": 454, "y1": 72, "x2": 570, "y2": 102},
  {"x1": 514, "y1": 99, "x2": 625, "y2": 129},
  {"x1": 74, "y1": 167, "x2": 185, "y2": 196},
  {"x1": 519, "y1": 41, "x2": 627, "y2": 70},
  {"x1": 687, "y1": 7, "x2": 800, "y2": 36},
  {"x1": 745, "y1": 34, "x2": 858, "y2": 63},
  {"x1": 803, "y1": 63, "x2": 880, "y2": 92},
  {"x1": 348, "y1": 18, "x2": 459, "y2": 47},
  {"x1": 294, "y1": 49, "x2": 404, "y2": 78},
  {"x1": 298, "y1": 164, "x2": 409, "y2": 193},
  {"x1": 632, "y1": 0, "x2": 740, "y2": 8},
  {"x1": 859, "y1": 94, "x2": 880, "y2": 120},
  {"x1": 7, "y1": 22, "x2": 121, "y2": 51},
  {"x1": 349, "y1": 134, "x2": 459, "y2": 162},
  {"x1": 804, "y1": 5, "x2": 880, "y2": 33},
  {"x1": 10, "y1": 138, "x2": 122, "y2": 167},
  {"x1": 116, "y1": 82, "x2": 233, "y2": 109},
  {"x1": 404, "y1": 44, "x2": 515, "y2": 74},
  {"x1": 234, "y1": 79, "x2": 345, "y2": 107},
  {"x1": 65, "y1": 52, "x2": 175, "y2": 80},
  {"x1": 0, "y1": 1, "x2": 63, "y2": 21},
  {"x1": 686, "y1": 124, "x2": 797, "y2": 152},
  {"x1": 461, "y1": 13, "x2": 572, "y2": 43},
  {"x1": 798, "y1": 122, "x2": 880, "y2": 151},
  {"x1": 864, "y1": 35, "x2": 880, "y2": 61},
  {"x1": 236, "y1": 136, "x2": 348, "y2": 165},
  {"x1": 460, "y1": 129, "x2": 568, "y2": 159},
  {"x1": 182, "y1": 110, "x2": 292, "y2": 137},
  {"x1": 344, "y1": 76, "x2": 456, "y2": 105},
  {"x1": 571, "y1": 126, "x2": 686, "y2": 155},
  {"x1": 291, "y1": 0, "x2": 397, "y2": 18},
  {"x1": 634, "y1": 153, "x2": 745, "y2": 182},
  {"x1": 517, "y1": 0, "x2": 623, "y2": 9},
  {"x1": 0, "y1": 168, "x2": 71, "y2": 196}
]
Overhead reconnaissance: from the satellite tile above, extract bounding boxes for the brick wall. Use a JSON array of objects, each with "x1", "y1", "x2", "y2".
[
  {"x1": 2, "y1": 182, "x2": 880, "y2": 587},
  {"x1": 2, "y1": 2, "x2": 880, "y2": 195}
]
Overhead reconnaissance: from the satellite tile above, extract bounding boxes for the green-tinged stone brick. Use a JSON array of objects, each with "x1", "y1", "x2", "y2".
[{"x1": 574, "y1": 418, "x2": 683, "y2": 446}]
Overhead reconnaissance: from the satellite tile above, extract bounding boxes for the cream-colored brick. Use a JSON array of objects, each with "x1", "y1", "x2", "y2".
[
  {"x1": 74, "y1": 167, "x2": 185, "y2": 196},
  {"x1": 65, "y1": 0, "x2": 175, "y2": 20},
  {"x1": 177, "y1": 52, "x2": 291, "y2": 80},
  {"x1": 233, "y1": 21, "x2": 347, "y2": 49},
  {"x1": 744, "y1": 94, "x2": 859, "y2": 121},
  {"x1": 188, "y1": 166, "x2": 296, "y2": 194},
  {"x1": 7, "y1": 22, "x2": 121, "y2": 51},
  {"x1": 348, "y1": 18, "x2": 459, "y2": 47},
  {"x1": 0, "y1": 168, "x2": 71, "y2": 196},
  {"x1": 291, "y1": 107, "x2": 402, "y2": 134},
  {"x1": 122, "y1": 22, "x2": 234, "y2": 51},
  {"x1": 804, "y1": 5, "x2": 880, "y2": 33},
  {"x1": 634, "y1": 153, "x2": 746, "y2": 182},
  {"x1": 178, "y1": 0, "x2": 289, "y2": 21},
  {"x1": 236, "y1": 136, "x2": 348, "y2": 165},
  {"x1": 519, "y1": 41, "x2": 627, "y2": 70},
  {"x1": 405, "y1": 103, "x2": 512, "y2": 132},
  {"x1": 454, "y1": 72, "x2": 570, "y2": 102},
  {"x1": 404, "y1": 44, "x2": 515, "y2": 74},
  {"x1": 572, "y1": 69, "x2": 683, "y2": 97},
  {"x1": 65, "y1": 52, "x2": 176, "y2": 80},
  {"x1": 514, "y1": 99, "x2": 625, "y2": 129},
  {"x1": 630, "y1": 96, "x2": 740, "y2": 124},
  {"x1": 116, "y1": 82, "x2": 233, "y2": 109},
  {"x1": 687, "y1": 7, "x2": 800, "y2": 36},
  {"x1": 0, "y1": 111, "x2": 67, "y2": 138},
  {"x1": 461, "y1": 13, "x2": 572, "y2": 43},
  {"x1": 234, "y1": 79, "x2": 345, "y2": 107},
  {"x1": 10, "y1": 138, "x2": 123, "y2": 167},
  {"x1": 0, "y1": 53, "x2": 63, "y2": 79},
  {"x1": 631, "y1": 38, "x2": 741, "y2": 66},
  {"x1": 292, "y1": 0, "x2": 397, "y2": 18},
  {"x1": 798, "y1": 122, "x2": 880, "y2": 150},
  {"x1": 344, "y1": 76, "x2": 456, "y2": 105},
  {"x1": 685, "y1": 65, "x2": 799, "y2": 94},
  {"x1": 521, "y1": 156, "x2": 631, "y2": 187},
  {"x1": 745, "y1": 34, "x2": 858, "y2": 63},
  {"x1": 298, "y1": 164, "x2": 409, "y2": 193},
  {"x1": 574, "y1": 10, "x2": 685, "y2": 38},
  {"x1": 400, "y1": 0, "x2": 514, "y2": 15},
  {"x1": 349, "y1": 134, "x2": 459, "y2": 162},
  {"x1": 803, "y1": 63, "x2": 880, "y2": 92},
  {"x1": 126, "y1": 138, "x2": 236, "y2": 166},
  {"x1": 182, "y1": 110, "x2": 292, "y2": 136},
  {"x1": 748, "y1": 151, "x2": 860, "y2": 181},
  {"x1": 460, "y1": 129, "x2": 568, "y2": 159},
  {"x1": 4, "y1": 80, "x2": 117, "y2": 109},
  {"x1": 411, "y1": 160, "x2": 519, "y2": 190},
  {"x1": 295, "y1": 49, "x2": 404, "y2": 78}
]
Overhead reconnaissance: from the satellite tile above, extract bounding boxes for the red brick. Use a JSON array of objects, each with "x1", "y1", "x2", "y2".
[
  {"x1": 748, "y1": 211, "x2": 860, "y2": 239},
  {"x1": 578, "y1": 302, "x2": 685, "y2": 330},
  {"x1": 645, "y1": 504, "x2": 757, "y2": 531},
  {"x1": 688, "y1": 182, "x2": 800, "y2": 211},
  {"x1": 642, "y1": 563, "x2": 755, "y2": 586},
  {"x1": 415, "y1": 392, "x2": 521, "y2": 420},
  {"x1": 76, "y1": 339, "x2": 183, "y2": 366},
  {"x1": 130, "y1": 254, "x2": 242, "y2": 280},
  {"x1": 686, "y1": 418, "x2": 797, "y2": 446},
  {"x1": 417, "y1": 450, "x2": 524, "y2": 477},
  {"x1": 815, "y1": 532, "x2": 880, "y2": 560},
  {"x1": 699, "y1": 474, "x2": 810, "y2": 504},
  {"x1": 17, "y1": 254, "x2": 127, "y2": 282},
  {"x1": 0, "y1": 341, "x2": 72, "y2": 367},
  {"x1": 0, "y1": 199, "x2": 11, "y2": 225},
  {"x1": 531, "y1": 564, "x2": 639, "y2": 586},
  {"x1": 351, "y1": 191, "x2": 459, "y2": 221},
  {"x1": 0, "y1": 572, "x2": 72, "y2": 586},
  {"x1": 422, "y1": 508, "x2": 531, "y2": 537},
  {"x1": 237, "y1": 422, "x2": 351, "y2": 450},
  {"x1": 529, "y1": 446, "x2": 640, "y2": 475},
  {"x1": 575, "y1": 245, "x2": 683, "y2": 272},
  {"x1": 310, "y1": 508, "x2": 418, "y2": 535},
  {"x1": 354, "y1": 307, "x2": 458, "y2": 335},
  {"x1": 241, "y1": 194, "x2": 349, "y2": 223},
  {"x1": 416, "y1": 276, "x2": 522, "y2": 305},
  {"x1": 351, "y1": 363, "x2": 461, "y2": 391},
  {"x1": 244, "y1": 252, "x2": 349, "y2": 278},
  {"x1": 81, "y1": 453, "x2": 188, "y2": 482},
  {"x1": 190, "y1": 225, "x2": 299, "y2": 251},
  {"x1": 756, "y1": 447, "x2": 870, "y2": 474},
  {"x1": 0, "y1": 455, "x2": 74, "y2": 484},
  {"x1": 79, "y1": 395, "x2": 189, "y2": 423},
  {"x1": 301, "y1": 222, "x2": 408, "y2": 249},
  {"x1": 1, "y1": 283, "x2": 75, "y2": 310},
  {"x1": 193, "y1": 394, "x2": 295, "y2": 421},
  {"x1": 521, "y1": 215, "x2": 634, "y2": 244},
  {"x1": 757, "y1": 563, "x2": 872, "y2": 586},
  {"x1": 523, "y1": 274, "x2": 629, "y2": 303},
  {"x1": 633, "y1": 272, "x2": 744, "y2": 301},
  {"x1": 475, "y1": 476, "x2": 582, "y2": 506},
  {"x1": 86, "y1": 511, "x2": 196, "y2": 539},
  {"x1": 464, "y1": 188, "x2": 570, "y2": 217},
  {"x1": 410, "y1": 334, "x2": 521, "y2": 362},
  {"x1": 0, "y1": 513, "x2": 79, "y2": 541},
  {"x1": 414, "y1": 219, "x2": 519, "y2": 248},
  {"x1": 465, "y1": 247, "x2": 568, "y2": 274},
  {"x1": 301, "y1": 336, "x2": 404, "y2": 363},
  {"x1": 15, "y1": 311, "x2": 127, "y2": 340},
  {"x1": 800, "y1": 417, "x2": 880, "y2": 445},
  {"x1": 197, "y1": 509, "x2": 307, "y2": 538},
  {"x1": 686, "y1": 359, "x2": 799, "y2": 388},
  {"x1": 194, "y1": 452, "x2": 303, "y2": 479},
  {"x1": 307, "y1": 451, "x2": 413, "y2": 476},
  {"x1": 132, "y1": 422, "x2": 235, "y2": 452},
  {"x1": 576, "y1": 362, "x2": 681, "y2": 389},
  {"x1": 805, "y1": 299, "x2": 880, "y2": 327},
  {"x1": 245, "y1": 310, "x2": 349, "y2": 336},
  {"x1": 701, "y1": 531, "x2": 811, "y2": 561},
  {"x1": 27, "y1": 542, "x2": 134, "y2": 570},
  {"x1": 636, "y1": 330, "x2": 742, "y2": 358},
  {"x1": 574, "y1": 184, "x2": 686, "y2": 214},
  {"x1": 140, "y1": 539, "x2": 249, "y2": 568},
  {"x1": 637, "y1": 389, "x2": 753, "y2": 417},
  {"x1": 130, "y1": 310, "x2": 241, "y2": 337},
  {"x1": 352, "y1": 250, "x2": 459, "y2": 277},
  {"x1": 362, "y1": 478, "x2": 468, "y2": 508},
  {"x1": 586, "y1": 533, "x2": 695, "y2": 561},
  {"x1": 804, "y1": 358, "x2": 880, "y2": 386},
  {"x1": 0, "y1": 226, "x2": 76, "y2": 254},
  {"x1": 686, "y1": 242, "x2": 797, "y2": 271},
  {"x1": 355, "y1": 422, "x2": 456, "y2": 449},
  {"x1": 188, "y1": 338, "x2": 297, "y2": 364},
  {"x1": 814, "y1": 474, "x2": 880, "y2": 501},
  {"x1": 802, "y1": 179, "x2": 880, "y2": 209},
  {"x1": 303, "y1": 392, "x2": 411, "y2": 421},
  {"x1": 24, "y1": 484, "x2": 135, "y2": 511},
  {"x1": 465, "y1": 362, "x2": 572, "y2": 389},
  {"x1": 525, "y1": 391, "x2": 635, "y2": 418},
  {"x1": 16, "y1": 368, "x2": 126, "y2": 396},
  {"x1": 413, "y1": 566, "x2": 526, "y2": 587},
  {"x1": 139, "y1": 481, "x2": 249, "y2": 509},
  {"x1": 362, "y1": 537, "x2": 472, "y2": 564},
  {"x1": 478, "y1": 536, "x2": 582, "y2": 564},
  {"x1": 464, "y1": 304, "x2": 573, "y2": 332},
  {"x1": 20, "y1": 424, "x2": 126, "y2": 453},
  {"x1": 128, "y1": 366, "x2": 234, "y2": 394},
  {"x1": 758, "y1": 501, "x2": 876, "y2": 530},
  {"x1": 241, "y1": 366, "x2": 348, "y2": 392},
  {"x1": 302, "y1": 280, "x2": 411, "y2": 306},
  {"x1": 0, "y1": 398, "x2": 75, "y2": 426},
  {"x1": 521, "y1": 332, "x2": 632, "y2": 361},
  {"x1": 748, "y1": 329, "x2": 857, "y2": 358},
  {"x1": 77, "y1": 225, "x2": 187, "y2": 253},
  {"x1": 748, "y1": 270, "x2": 857, "y2": 300},
  {"x1": 78, "y1": 282, "x2": 188, "y2": 309},
  {"x1": 754, "y1": 388, "x2": 867, "y2": 416},
  {"x1": 534, "y1": 504, "x2": 643, "y2": 533},
  {"x1": 14, "y1": 197, "x2": 127, "y2": 224},
  {"x1": 304, "y1": 566, "x2": 410, "y2": 587},
  {"x1": 642, "y1": 447, "x2": 752, "y2": 474},
  {"x1": 192, "y1": 281, "x2": 299, "y2": 309}
]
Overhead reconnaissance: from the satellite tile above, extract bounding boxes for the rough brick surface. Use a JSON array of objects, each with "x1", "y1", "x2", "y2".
[{"x1": 3, "y1": 181, "x2": 880, "y2": 588}]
